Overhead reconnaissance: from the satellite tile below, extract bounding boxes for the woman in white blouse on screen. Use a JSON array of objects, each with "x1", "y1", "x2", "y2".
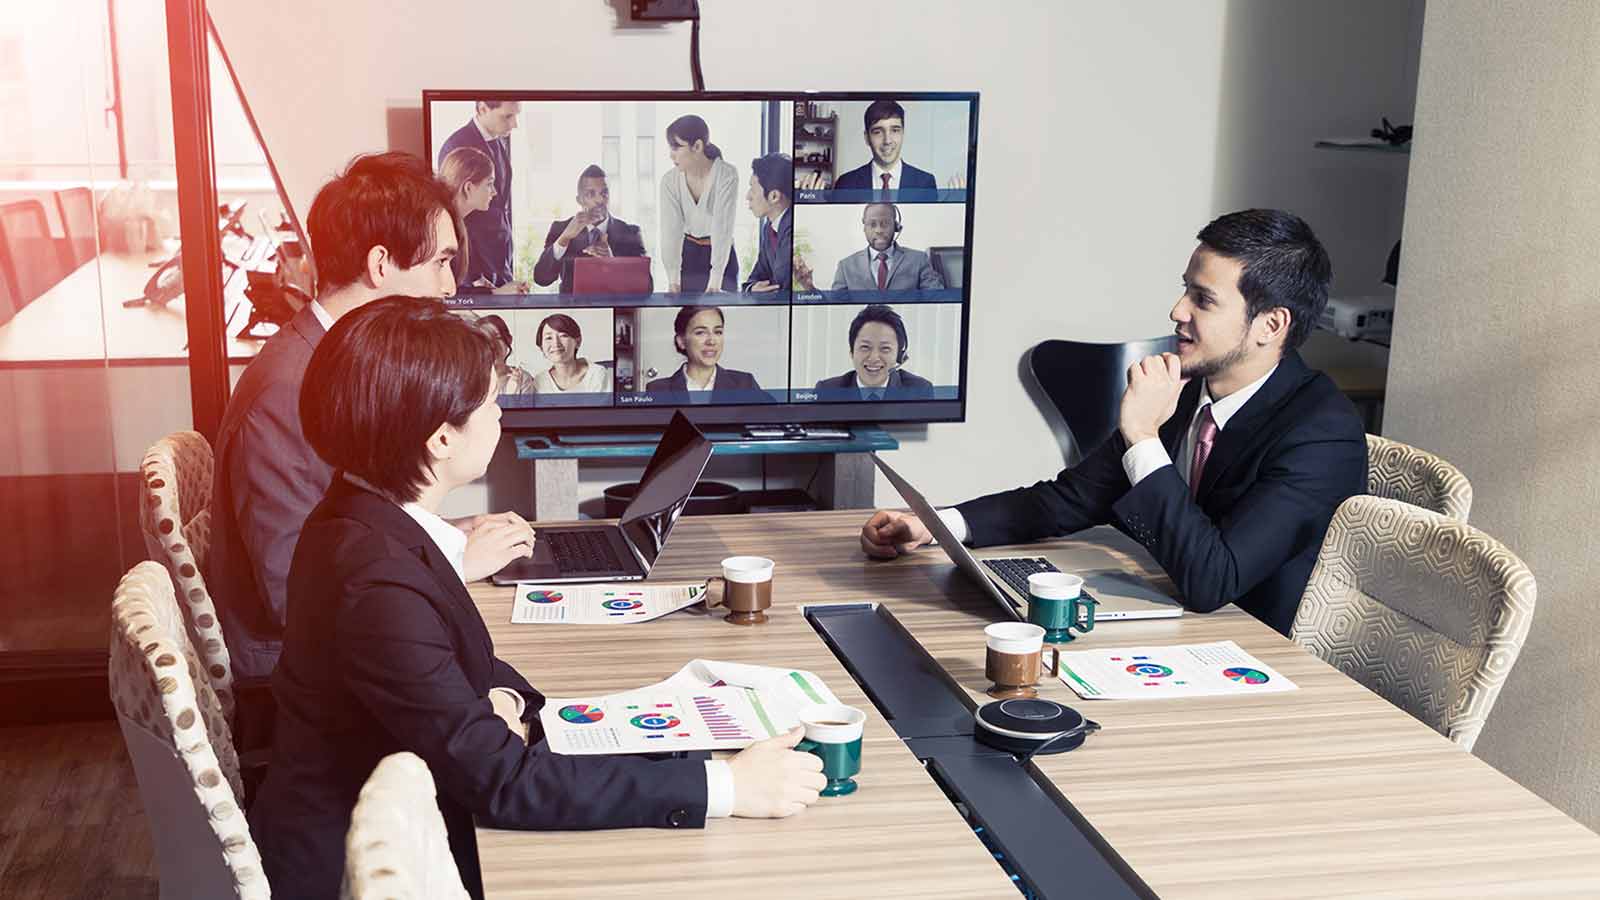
[{"x1": 660, "y1": 115, "x2": 740, "y2": 294}]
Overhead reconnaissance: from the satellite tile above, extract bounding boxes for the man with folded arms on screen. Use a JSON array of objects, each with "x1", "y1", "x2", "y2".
[
  {"x1": 859, "y1": 209, "x2": 1367, "y2": 636},
  {"x1": 742, "y1": 152, "x2": 793, "y2": 294},
  {"x1": 533, "y1": 164, "x2": 648, "y2": 294},
  {"x1": 208, "y1": 152, "x2": 536, "y2": 745},
  {"x1": 796, "y1": 203, "x2": 944, "y2": 298},
  {"x1": 815, "y1": 304, "x2": 934, "y2": 400},
  {"x1": 438, "y1": 99, "x2": 520, "y2": 289}
]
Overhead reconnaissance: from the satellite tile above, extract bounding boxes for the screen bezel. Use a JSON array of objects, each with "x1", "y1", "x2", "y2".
[{"x1": 422, "y1": 89, "x2": 978, "y2": 431}]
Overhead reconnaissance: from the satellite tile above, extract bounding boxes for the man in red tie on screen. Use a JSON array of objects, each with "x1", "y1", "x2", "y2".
[
  {"x1": 796, "y1": 202, "x2": 945, "y2": 299},
  {"x1": 858, "y1": 209, "x2": 1368, "y2": 636},
  {"x1": 742, "y1": 152, "x2": 793, "y2": 295},
  {"x1": 831, "y1": 99, "x2": 939, "y2": 194}
]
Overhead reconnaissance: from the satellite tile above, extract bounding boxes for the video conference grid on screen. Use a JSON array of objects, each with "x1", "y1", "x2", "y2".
[{"x1": 425, "y1": 92, "x2": 975, "y2": 412}]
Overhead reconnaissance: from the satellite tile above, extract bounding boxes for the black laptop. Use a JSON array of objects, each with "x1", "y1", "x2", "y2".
[{"x1": 491, "y1": 412, "x2": 714, "y2": 585}]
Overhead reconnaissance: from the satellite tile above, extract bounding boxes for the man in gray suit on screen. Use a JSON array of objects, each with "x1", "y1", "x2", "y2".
[{"x1": 796, "y1": 202, "x2": 945, "y2": 299}]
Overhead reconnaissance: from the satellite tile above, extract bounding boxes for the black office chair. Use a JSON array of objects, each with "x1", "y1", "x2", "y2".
[
  {"x1": 55, "y1": 187, "x2": 98, "y2": 267},
  {"x1": 0, "y1": 199, "x2": 70, "y2": 310},
  {"x1": 928, "y1": 245, "x2": 964, "y2": 289},
  {"x1": 1024, "y1": 336, "x2": 1178, "y2": 466}
]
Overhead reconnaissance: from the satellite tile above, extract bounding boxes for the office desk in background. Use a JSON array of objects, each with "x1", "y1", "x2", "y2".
[{"x1": 471, "y1": 511, "x2": 1600, "y2": 899}]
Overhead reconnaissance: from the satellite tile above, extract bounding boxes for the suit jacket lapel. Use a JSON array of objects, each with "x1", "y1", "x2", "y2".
[
  {"x1": 1196, "y1": 351, "x2": 1311, "y2": 499},
  {"x1": 1162, "y1": 380, "x2": 1203, "y2": 458}
]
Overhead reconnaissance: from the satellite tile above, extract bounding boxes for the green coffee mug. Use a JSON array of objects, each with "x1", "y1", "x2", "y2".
[
  {"x1": 1027, "y1": 572, "x2": 1098, "y2": 643},
  {"x1": 797, "y1": 704, "x2": 865, "y2": 797}
]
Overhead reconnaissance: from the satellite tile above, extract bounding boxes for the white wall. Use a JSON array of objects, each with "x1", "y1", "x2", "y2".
[
  {"x1": 1385, "y1": 0, "x2": 1600, "y2": 830},
  {"x1": 208, "y1": 0, "x2": 1421, "y2": 518}
]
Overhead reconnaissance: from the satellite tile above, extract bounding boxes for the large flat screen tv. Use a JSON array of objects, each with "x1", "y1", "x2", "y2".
[{"x1": 423, "y1": 90, "x2": 978, "y2": 430}]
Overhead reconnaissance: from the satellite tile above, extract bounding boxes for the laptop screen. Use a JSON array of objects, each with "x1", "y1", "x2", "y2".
[{"x1": 619, "y1": 412, "x2": 715, "y2": 567}]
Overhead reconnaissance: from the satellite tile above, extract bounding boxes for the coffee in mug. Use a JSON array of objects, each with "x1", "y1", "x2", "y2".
[
  {"x1": 984, "y1": 621, "x2": 1060, "y2": 699},
  {"x1": 796, "y1": 704, "x2": 865, "y2": 797},
  {"x1": 708, "y1": 556, "x2": 774, "y2": 625}
]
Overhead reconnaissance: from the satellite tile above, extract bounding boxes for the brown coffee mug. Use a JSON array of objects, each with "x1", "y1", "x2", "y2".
[
  {"x1": 983, "y1": 622, "x2": 1060, "y2": 699},
  {"x1": 706, "y1": 556, "x2": 774, "y2": 625}
]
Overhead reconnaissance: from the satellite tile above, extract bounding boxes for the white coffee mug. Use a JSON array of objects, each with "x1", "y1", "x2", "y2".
[
  {"x1": 984, "y1": 621, "x2": 1046, "y2": 654},
  {"x1": 798, "y1": 703, "x2": 866, "y2": 743},
  {"x1": 720, "y1": 555, "x2": 774, "y2": 583},
  {"x1": 1027, "y1": 571, "x2": 1084, "y2": 600}
]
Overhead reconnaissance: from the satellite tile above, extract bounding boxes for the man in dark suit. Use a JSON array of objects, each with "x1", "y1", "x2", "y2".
[
  {"x1": 831, "y1": 99, "x2": 938, "y2": 192},
  {"x1": 860, "y1": 210, "x2": 1367, "y2": 636},
  {"x1": 438, "y1": 100, "x2": 520, "y2": 287},
  {"x1": 532, "y1": 165, "x2": 648, "y2": 294},
  {"x1": 742, "y1": 152, "x2": 793, "y2": 295},
  {"x1": 814, "y1": 304, "x2": 935, "y2": 400}
]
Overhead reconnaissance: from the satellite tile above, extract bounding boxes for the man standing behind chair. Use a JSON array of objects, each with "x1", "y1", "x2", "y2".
[
  {"x1": 532, "y1": 165, "x2": 647, "y2": 295},
  {"x1": 859, "y1": 209, "x2": 1367, "y2": 636},
  {"x1": 438, "y1": 100, "x2": 520, "y2": 288},
  {"x1": 830, "y1": 100, "x2": 937, "y2": 193},
  {"x1": 208, "y1": 152, "x2": 533, "y2": 695},
  {"x1": 742, "y1": 152, "x2": 793, "y2": 295}
]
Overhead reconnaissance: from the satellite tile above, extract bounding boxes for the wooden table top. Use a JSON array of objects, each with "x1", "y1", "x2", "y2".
[{"x1": 472, "y1": 510, "x2": 1600, "y2": 899}]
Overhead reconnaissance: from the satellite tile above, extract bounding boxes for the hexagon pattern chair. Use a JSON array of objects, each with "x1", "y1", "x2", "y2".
[
  {"x1": 109, "y1": 561, "x2": 270, "y2": 898},
  {"x1": 140, "y1": 430, "x2": 235, "y2": 719},
  {"x1": 1365, "y1": 433, "x2": 1473, "y2": 521},
  {"x1": 1292, "y1": 495, "x2": 1536, "y2": 751},
  {"x1": 341, "y1": 752, "x2": 468, "y2": 900}
]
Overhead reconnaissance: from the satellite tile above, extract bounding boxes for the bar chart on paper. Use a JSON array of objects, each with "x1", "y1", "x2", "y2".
[{"x1": 693, "y1": 694, "x2": 757, "y2": 741}]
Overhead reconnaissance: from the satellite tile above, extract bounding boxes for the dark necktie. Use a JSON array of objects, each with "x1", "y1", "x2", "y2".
[
  {"x1": 876, "y1": 252, "x2": 889, "y2": 291},
  {"x1": 768, "y1": 224, "x2": 779, "y2": 250},
  {"x1": 866, "y1": 390, "x2": 882, "y2": 401},
  {"x1": 1189, "y1": 405, "x2": 1218, "y2": 498},
  {"x1": 880, "y1": 172, "x2": 892, "y2": 192}
]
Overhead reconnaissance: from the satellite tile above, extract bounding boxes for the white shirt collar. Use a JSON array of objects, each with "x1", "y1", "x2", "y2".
[
  {"x1": 871, "y1": 158, "x2": 904, "y2": 185},
  {"x1": 473, "y1": 117, "x2": 503, "y2": 145},
  {"x1": 767, "y1": 208, "x2": 788, "y2": 233},
  {"x1": 867, "y1": 243, "x2": 897, "y2": 264},
  {"x1": 683, "y1": 363, "x2": 717, "y2": 391},
  {"x1": 309, "y1": 299, "x2": 334, "y2": 332},
  {"x1": 342, "y1": 473, "x2": 467, "y2": 585},
  {"x1": 1197, "y1": 363, "x2": 1279, "y2": 431}
]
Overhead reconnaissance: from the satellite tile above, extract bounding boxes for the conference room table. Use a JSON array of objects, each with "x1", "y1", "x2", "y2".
[{"x1": 471, "y1": 509, "x2": 1600, "y2": 899}]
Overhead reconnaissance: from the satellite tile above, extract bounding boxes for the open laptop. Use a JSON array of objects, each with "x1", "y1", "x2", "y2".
[
  {"x1": 492, "y1": 411, "x2": 713, "y2": 585},
  {"x1": 871, "y1": 454, "x2": 1183, "y2": 622},
  {"x1": 572, "y1": 256, "x2": 652, "y2": 295}
]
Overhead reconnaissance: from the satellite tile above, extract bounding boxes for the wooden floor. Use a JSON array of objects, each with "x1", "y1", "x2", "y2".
[{"x1": 0, "y1": 720, "x2": 157, "y2": 899}]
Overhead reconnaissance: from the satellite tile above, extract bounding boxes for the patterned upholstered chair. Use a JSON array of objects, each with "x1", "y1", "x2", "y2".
[
  {"x1": 109, "y1": 561, "x2": 270, "y2": 898},
  {"x1": 1365, "y1": 433, "x2": 1473, "y2": 521},
  {"x1": 1292, "y1": 495, "x2": 1536, "y2": 751},
  {"x1": 341, "y1": 752, "x2": 468, "y2": 900},
  {"x1": 140, "y1": 430, "x2": 235, "y2": 719}
]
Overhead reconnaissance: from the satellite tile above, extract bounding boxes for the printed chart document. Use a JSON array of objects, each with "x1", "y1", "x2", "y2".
[
  {"x1": 540, "y1": 659, "x2": 840, "y2": 755},
  {"x1": 1056, "y1": 640, "x2": 1297, "y2": 700},
  {"x1": 510, "y1": 581, "x2": 708, "y2": 624}
]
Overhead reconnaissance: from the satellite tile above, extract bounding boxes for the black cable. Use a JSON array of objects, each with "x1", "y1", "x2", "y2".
[
  {"x1": 1017, "y1": 719, "x2": 1100, "y2": 766},
  {"x1": 689, "y1": 5, "x2": 705, "y2": 92}
]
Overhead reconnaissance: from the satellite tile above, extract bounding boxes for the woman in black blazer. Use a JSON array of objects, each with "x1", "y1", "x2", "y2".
[
  {"x1": 249, "y1": 297, "x2": 822, "y2": 899},
  {"x1": 644, "y1": 305, "x2": 763, "y2": 401}
]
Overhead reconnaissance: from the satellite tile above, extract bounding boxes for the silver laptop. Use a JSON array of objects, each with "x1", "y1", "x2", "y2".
[{"x1": 871, "y1": 454, "x2": 1183, "y2": 622}]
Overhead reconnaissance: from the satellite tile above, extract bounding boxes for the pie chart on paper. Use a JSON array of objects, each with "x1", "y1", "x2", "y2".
[
  {"x1": 525, "y1": 590, "x2": 564, "y2": 604},
  {"x1": 1222, "y1": 667, "x2": 1270, "y2": 685},
  {"x1": 558, "y1": 704, "x2": 605, "y2": 724}
]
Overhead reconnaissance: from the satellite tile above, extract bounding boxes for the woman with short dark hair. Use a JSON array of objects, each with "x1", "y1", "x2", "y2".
[
  {"x1": 531, "y1": 312, "x2": 611, "y2": 394},
  {"x1": 250, "y1": 296, "x2": 821, "y2": 899}
]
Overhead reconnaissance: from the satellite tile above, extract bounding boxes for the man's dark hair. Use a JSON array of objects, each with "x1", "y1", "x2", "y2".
[
  {"x1": 578, "y1": 164, "x2": 607, "y2": 186},
  {"x1": 536, "y1": 312, "x2": 583, "y2": 348},
  {"x1": 672, "y1": 305, "x2": 723, "y2": 357},
  {"x1": 750, "y1": 153, "x2": 793, "y2": 203},
  {"x1": 863, "y1": 99, "x2": 906, "y2": 132},
  {"x1": 306, "y1": 152, "x2": 456, "y2": 293},
  {"x1": 1196, "y1": 209, "x2": 1332, "y2": 353},
  {"x1": 848, "y1": 304, "x2": 908, "y2": 358},
  {"x1": 301, "y1": 296, "x2": 495, "y2": 503}
]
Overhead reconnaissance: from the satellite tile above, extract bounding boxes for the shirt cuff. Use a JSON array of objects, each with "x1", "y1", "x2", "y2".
[
  {"x1": 550, "y1": 240, "x2": 568, "y2": 260},
  {"x1": 937, "y1": 506, "x2": 970, "y2": 545},
  {"x1": 489, "y1": 686, "x2": 526, "y2": 719},
  {"x1": 1121, "y1": 438, "x2": 1173, "y2": 487},
  {"x1": 704, "y1": 760, "x2": 735, "y2": 818}
]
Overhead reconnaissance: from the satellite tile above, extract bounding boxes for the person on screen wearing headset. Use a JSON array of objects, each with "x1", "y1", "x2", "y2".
[
  {"x1": 660, "y1": 115, "x2": 740, "y2": 294},
  {"x1": 532, "y1": 164, "x2": 648, "y2": 295},
  {"x1": 645, "y1": 305, "x2": 762, "y2": 402},
  {"x1": 249, "y1": 298, "x2": 826, "y2": 900},
  {"x1": 437, "y1": 99, "x2": 520, "y2": 289},
  {"x1": 858, "y1": 209, "x2": 1367, "y2": 638},
  {"x1": 814, "y1": 304, "x2": 934, "y2": 400},
  {"x1": 795, "y1": 203, "x2": 944, "y2": 298},
  {"x1": 438, "y1": 146, "x2": 529, "y2": 294},
  {"x1": 530, "y1": 312, "x2": 612, "y2": 395}
]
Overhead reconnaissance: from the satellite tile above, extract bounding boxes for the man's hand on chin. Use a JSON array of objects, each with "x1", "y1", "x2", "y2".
[{"x1": 1119, "y1": 352, "x2": 1187, "y2": 445}]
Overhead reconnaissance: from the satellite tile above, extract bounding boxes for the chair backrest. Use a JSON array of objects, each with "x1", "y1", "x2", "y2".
[
  {"x1": 108, "y1": 562, "x2": 269, "y2": 899},
  {"x1": 1365, "y1": 433, "x2": 1473, "y2": 521},
  {"x1": 140, "y1": 431, "x2": 233, "y2": 719},
  {"x1": 0, "y1": 198, "x2": 70, "y2": 307},
  {"x1": 1292, "y1": 495, "x2": 1536, "y2": 751},
  {"x1": 55, "y1": 187, "x2": 98, "y2": 267},
  {"x1": 341, "y1": 752, "x2": 469, "y2": 900},
  {"x1": 1025, "y1": 337, "x2": 1177, "y2": 464},
  {"x1": 0, "y1": 244, "x2": 16, "y2": 325}
]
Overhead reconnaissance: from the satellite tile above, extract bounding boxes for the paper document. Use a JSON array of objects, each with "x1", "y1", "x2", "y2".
[
  {"x1": 510, "y1": 581, "x2": 707, "y2": 624},
  {"x1": 540, "y1": 659, "x2": 840, "y2": 755},
  {"x1": 1056, "y1": 640, "x2": 1297, "y2": 700}
]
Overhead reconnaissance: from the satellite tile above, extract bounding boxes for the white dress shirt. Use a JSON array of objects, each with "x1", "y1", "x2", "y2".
[
  {"x1": 871, "y1": 158, "x2": 904, "y2": 191},
  {"x1": 937, "y1": 365, "x2": 1280, "y2": 544},
  {"x1": 548, "y1": 215, "x2": 609, "y2": 261},
  {"x1": 310, "y1": 299, "x2": 334, "y2": 332}
]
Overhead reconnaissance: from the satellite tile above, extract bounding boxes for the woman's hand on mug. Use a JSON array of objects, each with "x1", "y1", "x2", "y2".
[
  {"x1": 860, "y1": 509, "x2": 933, "y2": 559},
  {"x1": 462, "y1": 513, "x2": 536, "y2": 581},
  {"x1": 727, "y1": 726, "x2": 825, "y2": 818}
]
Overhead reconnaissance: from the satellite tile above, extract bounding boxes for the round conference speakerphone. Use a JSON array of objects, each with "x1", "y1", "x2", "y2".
[{"x1": 974, "y1": 698, "x2": 1100, "y2": 759}]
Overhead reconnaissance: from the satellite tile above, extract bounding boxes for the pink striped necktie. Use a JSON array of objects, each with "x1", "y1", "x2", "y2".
[{"x1": 1189, "y1": 405, "x2": 1218, "y2": 498}]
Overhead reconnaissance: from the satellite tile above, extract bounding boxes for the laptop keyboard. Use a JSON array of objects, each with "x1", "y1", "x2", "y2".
[
  {"x1": 548, "y1": 530, "x2": 626, "y2": 573},
  {"x1": 981, "y1": 557, "x2": 1060, "y2": 597}
]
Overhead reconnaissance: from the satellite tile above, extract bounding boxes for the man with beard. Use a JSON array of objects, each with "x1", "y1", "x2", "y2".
[
  {"x1": 857, "y1": 209, "x2": 1366, "y2": 636},
  {"x1": 533, "y1": 164, "x2": 648, "y2": 295}
]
